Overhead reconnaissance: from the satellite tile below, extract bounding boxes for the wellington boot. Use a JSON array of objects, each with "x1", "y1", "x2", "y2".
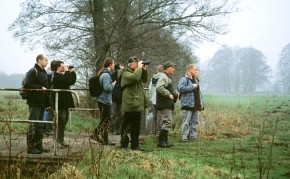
[
  {"x1": 164, "y1": 130, "x2": 174, "y2": 147},
  {"x1": 157, "y1": 130, "x2": 170, "y2": 148}
]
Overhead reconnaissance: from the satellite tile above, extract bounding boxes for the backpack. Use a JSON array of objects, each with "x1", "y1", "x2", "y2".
[
  {"x1": 89, "y1": 71, "x2": 108, "y2": 97},
  {"x1": 112, "y1": 75, "x2": 123, "y2": 103},
  {"x1": 20, "y1": 68, "x2": 38, "y2": 100},
  {"x1": 151, "y1": 77, "x2": 159, "y2": 86}
]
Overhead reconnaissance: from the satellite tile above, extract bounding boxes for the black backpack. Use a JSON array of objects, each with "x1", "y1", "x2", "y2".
[
  {"x1": 151, "y1": 76, "x2": 159, "y2": 86},
  {"x1": 20, "y1": 68, "x2": 38, "y2": 100},
  {"x1": 112, "y1": 75, "x2": 123, "y2": 103},
  {"x1": 112, "y1": 74, "x2": 132, "y2": 103},
  {"x1": 89, "y1": 71, "x2": 108, "y2": 97}
]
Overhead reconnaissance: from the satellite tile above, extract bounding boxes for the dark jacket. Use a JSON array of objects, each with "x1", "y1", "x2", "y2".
[
  {"x1": 52, "y1": 71, "x2": 77, "y2": 109},
  {"x1": 156, "y1": 72, "x2": 177, "y2": 110},
  {"x1": 23, "y1": 64, "x2": 50, "y2": 107}
]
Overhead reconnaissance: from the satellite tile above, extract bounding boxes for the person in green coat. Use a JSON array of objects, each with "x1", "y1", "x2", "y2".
[{"x1": 118, "y1": 56, "x2": 149, "y2": 151}]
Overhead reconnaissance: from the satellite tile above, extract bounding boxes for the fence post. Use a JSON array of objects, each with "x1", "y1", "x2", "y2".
[{"x1": 54, "y1": 92, "x2": 59, "y2": 156}]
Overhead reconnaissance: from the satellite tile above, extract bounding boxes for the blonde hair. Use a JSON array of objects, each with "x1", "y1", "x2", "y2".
[
  {"x1": 187, "y1": 64, "x2": 197, "y2": 71},
  {"x1": 157, "y1": 65, "x2": 163, "y2": 72}
]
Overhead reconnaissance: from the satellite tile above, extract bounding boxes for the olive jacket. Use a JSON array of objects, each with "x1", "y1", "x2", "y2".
[{"x1": 118, "y1": 67, "x2": 148, "y2": 112}]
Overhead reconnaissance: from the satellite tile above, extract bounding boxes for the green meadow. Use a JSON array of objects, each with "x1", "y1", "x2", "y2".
[{"x1": 0, "y1": 91, "x2": 289, "y2": 178}]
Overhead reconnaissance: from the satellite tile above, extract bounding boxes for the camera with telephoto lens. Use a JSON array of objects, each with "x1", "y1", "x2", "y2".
[{"x1": 142, "y1": 61, "x2": 150, "y2": 65}]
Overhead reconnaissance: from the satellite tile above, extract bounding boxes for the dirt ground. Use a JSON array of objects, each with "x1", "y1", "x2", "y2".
[{"x1": 0, "y1": 131, "x2": 125, "y2": 162}]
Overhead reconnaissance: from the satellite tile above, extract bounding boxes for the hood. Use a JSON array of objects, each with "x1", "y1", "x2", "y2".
[
  {"x1": 117, "y1": 67, "x2": 133, "y2": 78},
  {"x1": 152, "y1": 73, "x2": 161, "y2": 79}
]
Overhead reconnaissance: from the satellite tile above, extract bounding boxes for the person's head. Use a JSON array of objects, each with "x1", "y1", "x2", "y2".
[
  {"x1": 50, "y1": 60, "x2": 58, "y2": 71},
  {"x1": 127, "y1": 56, "x2": 139, "y2": 70},
  {"x1": 163, "y1": 61, "x2": 176, "y2": 76},
  {"x1": 103, "y1": 57, "x2": 115, "y2": 72},
  {"x1": 114, "y1": 63, "x2": 124, "y2": 71},
  {"x1": 54, "y1": 60, "x2": 65, "y2": 73},
  {"x1": 36, "y1": 54, "x2": 48, "y2": 68},
  {"x1": 186, "y1": 64, "x2": 199, "y2": 78},
  {"x1": 157, "y1": 65, "x2": 163, "y2": 73}
]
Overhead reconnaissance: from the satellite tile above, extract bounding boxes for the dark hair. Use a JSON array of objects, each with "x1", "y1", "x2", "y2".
[
  {"x1": 36, "y1": 54, "x2": 45, "y2": 62},
  {"x1": 98, "y1": 57, "x2": 114, "y2": 75},
  {"x1": 50, "y1": 60, "x2": 58, "y2": 71},
  {"x1": 103, "y1": 57, "x2": 114, "y2": 68},
  {"x1": 114, "y1": 64, "x2": 121, "y2": 71},
  {"x1": 54, "y1": 60, "x2": 64, "y2": 70}
]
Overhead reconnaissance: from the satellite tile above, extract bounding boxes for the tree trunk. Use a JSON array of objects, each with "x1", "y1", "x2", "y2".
[
  {"x1": 91, "y1": 0, "x2": 107, "y2": 71},
  {"x1": 112, "y1": 0, "x2": 135, "y2": 63}
]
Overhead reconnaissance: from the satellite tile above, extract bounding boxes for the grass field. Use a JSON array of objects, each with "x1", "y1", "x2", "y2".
[
  {"x1": 77, "y1": 93, "x2": 290, "y2": 179},
  {"x1": 0, "y1": 91, "x2": 289, "y2": 178}
]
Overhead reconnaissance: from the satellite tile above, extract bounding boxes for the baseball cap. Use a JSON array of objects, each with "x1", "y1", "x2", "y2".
[
  {"x1": 163, "y1": 61, "x2": 176, "y2": 69},
  {"x1": 127, "y1": 56, "x2": 139, "y2": 64}
]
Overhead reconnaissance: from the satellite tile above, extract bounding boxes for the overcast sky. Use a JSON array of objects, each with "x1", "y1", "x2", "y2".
[{"x1": 1, "y1": 0, "x2": 290, "y2": 75}]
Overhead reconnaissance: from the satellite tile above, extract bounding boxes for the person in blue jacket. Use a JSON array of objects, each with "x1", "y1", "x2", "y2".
[
  {"x1": 178, "y1": 64, "x2": 204, "y2": 142},
  {"x1": 91, "y1": 57, "x2": 115, "y2": 145}
]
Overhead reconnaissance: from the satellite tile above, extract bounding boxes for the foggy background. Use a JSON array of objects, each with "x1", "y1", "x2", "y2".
[{"x1": 0, "y1": 0, "x2": 290, "y2": 93}]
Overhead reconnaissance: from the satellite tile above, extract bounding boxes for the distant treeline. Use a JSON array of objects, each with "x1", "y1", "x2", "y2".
[{"x1": 0, "y1": 72, "x2": 24, "y2": 88}]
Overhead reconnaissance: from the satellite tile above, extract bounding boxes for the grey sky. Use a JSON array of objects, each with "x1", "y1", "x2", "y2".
[
  {"x1": 196, "y1": 0, "x2": 290, "y2": 72},
  {"x1": 1, "y1": 0, "x2": 290, "y2": 75}
]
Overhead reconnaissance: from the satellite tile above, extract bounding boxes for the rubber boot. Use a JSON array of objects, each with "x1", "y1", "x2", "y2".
[
  {"x1": 27, "y1": 133, "x2": 41, "y2": 154},
  {"x1": 157, "y1": 130, "x2": 170, "y2": 148},
  {"x1": 35, "y1": 138, "x2": 49, "y2": 153},
  {"x1": 164, "y1": 130, "x2": 174, "y2": 147}
]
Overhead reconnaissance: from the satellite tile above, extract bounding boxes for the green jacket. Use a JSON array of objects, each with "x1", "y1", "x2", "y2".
[{"x1": 118, "y1": 67, "x2": 149, "y2": 112}]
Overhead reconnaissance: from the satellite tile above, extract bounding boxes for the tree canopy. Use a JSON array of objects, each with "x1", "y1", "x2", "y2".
[
  {"x1": 202, "y1": 46, "x2": 271, "y2": 93},
  {"x1": 9, "y1": 0, "x2": 238, "y2": 79}
]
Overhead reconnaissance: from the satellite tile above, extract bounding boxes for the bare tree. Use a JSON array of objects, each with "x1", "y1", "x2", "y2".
[
  {"x1": 202, "y1": 46, "x2": 271, "y2": 93},
  {"x1": 9, "y1": 0, "x2": 238, "y2": 72},
  {"x1": 277, "y1": 43, "x2": 290, "y2": 93}
]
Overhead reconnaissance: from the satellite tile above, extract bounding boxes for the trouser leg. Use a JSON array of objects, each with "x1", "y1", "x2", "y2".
[
  {"x1": 189, "y1": 110, "x2": 199, "y2": 139},
  {"x1": 152, "y1": 105, "x2": 158, "y2": 134},
  {"x1": 57, "y1": 109, "x2": 68, "y2": 142},
  {"x1": 130, "y1": 112, "x2": 141, "y2": 149},
  {"x1": 120, "y1": 112, "x2": 131, "y2": 148},
  {"x1": 97, "y1": 102, "x2": 111, "y2": 144},
  {"x1": 114, "y1": 102, "x2": 123, "y2": 134},
  {"x1": 181, "y1": 110, "x2": 192, "y2": 140},
  {"x1": 27, "y1": 106, "x2": 44, "y2": 153}
]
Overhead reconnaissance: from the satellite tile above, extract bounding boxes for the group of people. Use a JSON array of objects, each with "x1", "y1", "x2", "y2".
[
  {"x1": 91, "y1": 56, "x2": 204, "y2": 151},
  {"x1": 148, "y1": 63, "x2": 204, "y2": 145},
  {"x1": 23, "y1": 54, "x2": 76, "y2": 154},
  {"x1": 23, "y1": 54, "x2": 203, "y2": 154}
]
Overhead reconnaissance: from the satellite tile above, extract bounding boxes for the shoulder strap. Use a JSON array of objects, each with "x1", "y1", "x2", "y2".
[{"x1": 33, "y1": 67, "x2": 38, "y2": 78}]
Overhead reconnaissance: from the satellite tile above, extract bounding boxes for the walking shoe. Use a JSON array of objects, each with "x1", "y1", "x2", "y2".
[
  {"x1": 27, "y1": 147, "x2": 42, "y2": 154},
  {"x1": 182, "y1": 139, "x2": 188, "y2": 142}
]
